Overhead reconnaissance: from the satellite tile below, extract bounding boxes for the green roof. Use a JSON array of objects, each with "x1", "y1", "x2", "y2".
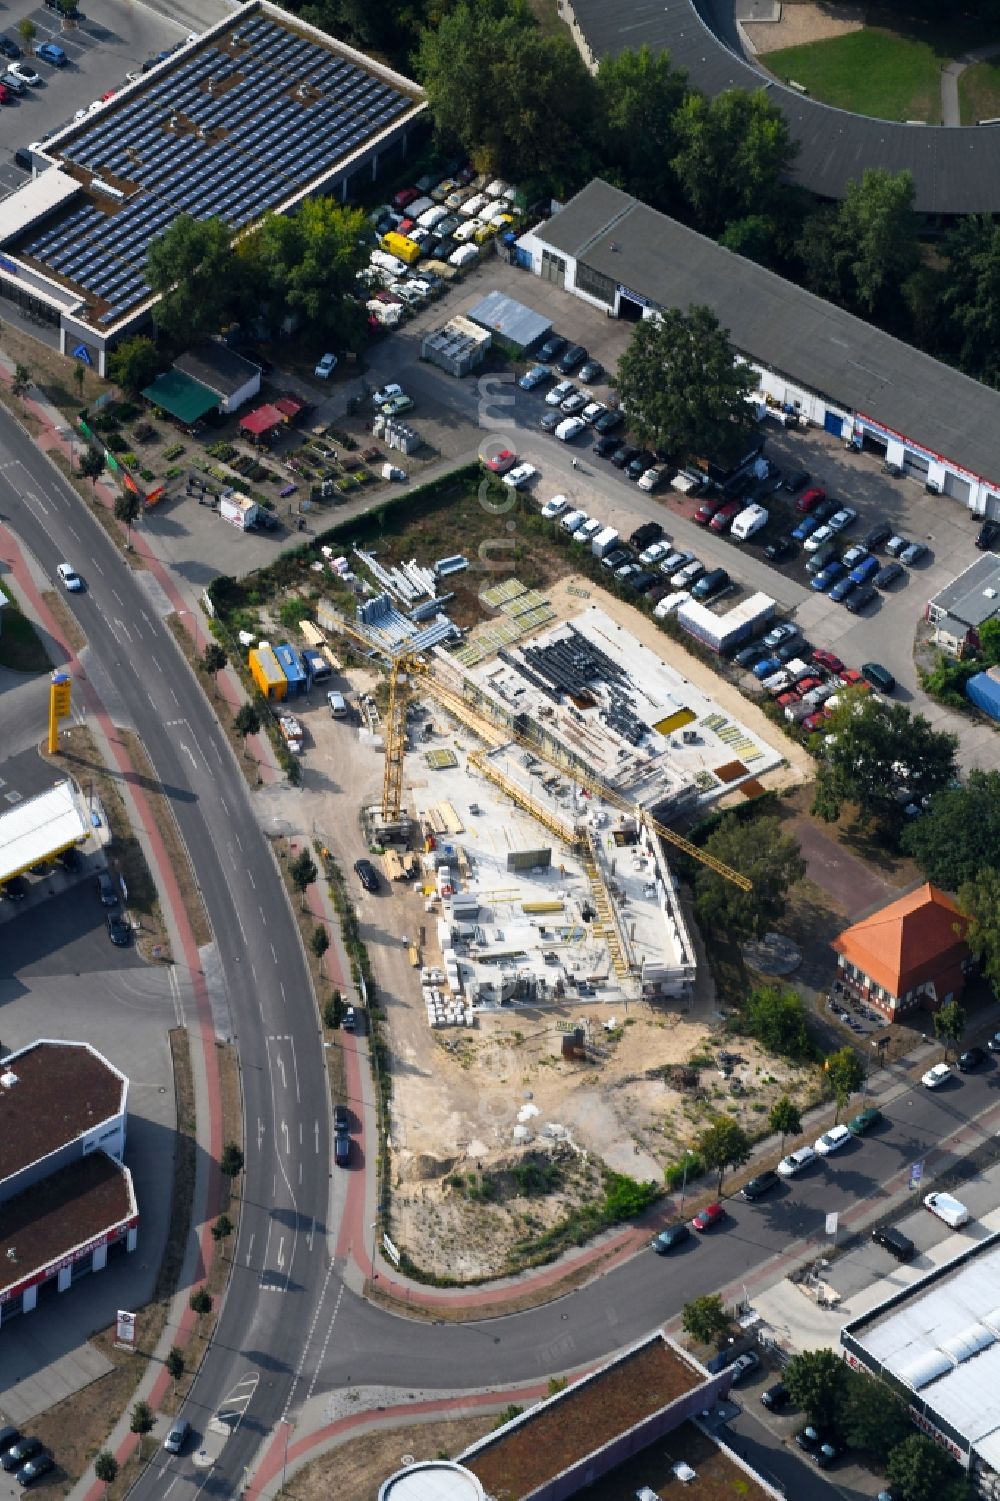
[{"x1": 141, "y1": 369, "x2": 219, "y2": 425}]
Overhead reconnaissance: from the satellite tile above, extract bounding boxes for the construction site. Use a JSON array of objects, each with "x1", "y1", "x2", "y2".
[{"x1": 242, "y1": 546, "x2": 806, "y2": 1276}]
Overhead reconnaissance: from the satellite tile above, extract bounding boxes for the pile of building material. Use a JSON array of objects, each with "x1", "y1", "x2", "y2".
[
  {"x1": 423, "y1": 981, "x2": 475, "y2": 1028},
  {"x1": 353, "y1": 548, "x2": 437, "y2": 605}
]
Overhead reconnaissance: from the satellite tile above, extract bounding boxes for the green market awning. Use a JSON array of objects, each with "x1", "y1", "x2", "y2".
[{"x1": 141, "y1": 369, "x2": 219, "y2": 425}]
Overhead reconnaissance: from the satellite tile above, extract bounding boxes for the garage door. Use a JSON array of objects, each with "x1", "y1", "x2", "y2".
[
  {"x1": 904, "y1": 449, "x2": 929, "y2": 477},
  {"x1": 943, "y1": 471, "x2": 972, "y2": 503},
  {"x1": 824, "y1": 411, "x2": 844, "y2": 437},
  {"x1": 985, "y1": 493, "x2": 1000, "y2": 520}
]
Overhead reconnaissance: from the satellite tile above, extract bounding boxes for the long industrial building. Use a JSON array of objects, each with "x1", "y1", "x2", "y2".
[
  {"x1": 0, "y1": 1040, "x2": 137, "y2": 1327},
  {"x1": 0, "y1": 0, "x2": 426, "y2": 373},
  {"x1": 519, "y1": 179, "x2": 1000, "y2": 513}
]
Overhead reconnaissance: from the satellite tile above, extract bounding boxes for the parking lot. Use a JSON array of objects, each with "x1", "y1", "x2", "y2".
[
  {"x1": 0, "y1": 0, "x2": 228, "y2": 195},
  {"x1": 347, "y1": 253, "x2": 999, "y2": 769}
]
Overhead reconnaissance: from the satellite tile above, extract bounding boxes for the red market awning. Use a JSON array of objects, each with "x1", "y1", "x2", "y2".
[{"x1": 240, "y1": 403, "x2": 286, "y2": 436}]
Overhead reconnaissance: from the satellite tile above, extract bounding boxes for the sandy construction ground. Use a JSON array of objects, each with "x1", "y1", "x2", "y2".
[{"x1": 745, "y1": 1, "x2": 864, "y2": 54}]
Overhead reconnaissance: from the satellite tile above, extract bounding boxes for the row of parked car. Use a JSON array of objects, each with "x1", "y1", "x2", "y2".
[{"x1": 0, "y1": 1427, "x2": 55, "y2": 1487}]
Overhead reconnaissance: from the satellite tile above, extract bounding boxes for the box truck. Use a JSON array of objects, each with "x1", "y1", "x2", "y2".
[
  {"x1": 592, "y1": 526, "x2": 620, "y2": 559},
  {"x1": 730, "y1": 503, "x2": 768, "y2": 542}
]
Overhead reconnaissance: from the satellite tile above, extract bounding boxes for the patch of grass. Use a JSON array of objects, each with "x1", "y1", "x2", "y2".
[
  {"x1": 0, "y1": 583, "x2": 51, "y2": 672},
  {"x1": 765, "y1": 29, "x2": 943, "y2": 122},
  {"x1": 959, "y1": 59, "x2": 1000, "y2": 124}
]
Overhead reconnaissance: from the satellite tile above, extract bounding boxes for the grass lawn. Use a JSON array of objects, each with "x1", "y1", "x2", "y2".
[
  {"x1": 0, "y1": 585, "x2": 51, "y2": 672},
  {"x1": 765, "y1": 29, "x2": 943, "y2": 123},
  {"x1": 959, "y1": 59, "x2": 1000, "y2": 124}
]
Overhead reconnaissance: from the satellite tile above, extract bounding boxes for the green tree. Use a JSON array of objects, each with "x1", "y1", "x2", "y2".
[
  {"x1": 697, "y1": 1115, "x2": 752, "y2": 1193},
  {"x1": 614, "y1": 305, "x2": 757, "y2": 464},
  {"x1": 130, "y1": 1400, "x2": 154, "y2": 1434},
  {"x1": 147, "y1": 213, "x2": 235, "y2": 342},
  {"x1": 310, "y1": 925, "x2": 330, "y2": 959},
  {"x1": 250, "y1": 200, "x2": 372, "y2": 347},
  {"x1": 693, "y1": 814, "x2": 806, "y2": 943},
  {"x1": 940, "y1": 215, "x2": 1000, "y2": 385},
  {"x1": 839, "y1": 1372, "x2": 912, "y2": 1462},
  {"x1": 290, "y1": 848, "x2": 318, "y2": 905},
  {"x1": 671, "y1": 88, "x2": 795, "y2": 236},
  {"x1": 94, "y1": 1451, "x2": 119, "y2": 1484},
  {"x1": 825, "y1": 1046, "x2": 864, "y2": 1122},
  {"x1": 812, "y1": 694, "x2": 958, "y2": 834},
  {"x1": 769, "y1": 1095, "x2": 802, "y2": 1153},
  {"x1": 114, "y1": 489, "x2": 142, "y2": 548},
  {"x1": 682, "y1": 1292, "x2": 730, "y2": 1346},
  {"x1": 595, "y1": 46, "x2": 688, "y2": 208},
  {"x1": 73, "y1": 361, "x2": 86, "y2": 403},
  {"x1": 202, "y1": 642, "x2": 228, "y2": 697},
  {"x1": 978, "y1": 618, "x2": 1000, "y2": 664},
  {"x1": 234, "y1": 702, "x2": 261, "y2": 753},
  {"x1": 211, "y1": 1212, "x2": 233, "y2": 1241},
  {"x1": 11, "y1": 363, "x2": 31, "y2": 401},
  {"x1": 79, "y1": 446, "x2": 105, "y2": 490},
  {"x1": 416, "y1": 4, "x2": 596, "y2": 190},
  {"x1": 106, "y1": 335, "x2": 159, "y2": 397},
  {"x1": 959, "y1": 866, "x2": 1000, "y2": 989},
  {"x1": 933, "y1": 1000, "x2": 967, "y2": 1060},
  {"x1": 783, "y1": 1348, "x2": 849, "y2": 1429},
  {"x1": 886, "y1": 1434, "x2": 967, "y2": 1501},
  {"x1": 17, "y1": 17, "x2": 36, "y2": 46},
  {"x1": 220, "y1": 1141, "x2": 244, "y2": 1177},
  {"x1": 718, "y1": 214, "x2": 780, "y2": 266},
  {"x1": 902, "y1": 771, "x2": 1000, "y2": 887},
  {"x1": 837, "y1": 168, "x2": 919, "y2": 317},
  {"x1": 745, "y1": 985, "x2": 811, "y2": 1059},
  {"x1": 189, "y1": 1286, "x2": 212, "y2": 1315},
  {"x1": 165, "y1": 1346, "x2": 185, "y2": 1382}
]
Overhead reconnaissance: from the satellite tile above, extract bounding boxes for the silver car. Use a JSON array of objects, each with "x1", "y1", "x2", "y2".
[{"x1": 163, "y1": 1420, "x2": 190, "y2": 1454}]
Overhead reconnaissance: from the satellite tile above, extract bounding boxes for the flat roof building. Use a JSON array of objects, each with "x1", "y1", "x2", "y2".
[
  {"x1": 926, "y1": 555, "x2": 1000, "y2": 657},
  {"x1": 0, "y1": 1041, "x2": 136, "y2": 1329},
  {"x1": 0, "y1": 0, "x2": 426, "y2": 373},
  {"x1": 843, "y1": 1234, "x2": 1000, "y2": 1479},
  {"x1": 519, "y1": 180, "x2": 1000, "y2": 512}
]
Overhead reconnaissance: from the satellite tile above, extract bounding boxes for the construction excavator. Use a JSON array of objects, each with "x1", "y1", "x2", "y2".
[{"x1": 324, "y1": 610, "x2": 751, "y2": 893}]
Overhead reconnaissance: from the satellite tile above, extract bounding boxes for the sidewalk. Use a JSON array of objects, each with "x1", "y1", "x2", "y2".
[{"x1": 0, "y1": 378, "x2": 229, "y2": 1501}]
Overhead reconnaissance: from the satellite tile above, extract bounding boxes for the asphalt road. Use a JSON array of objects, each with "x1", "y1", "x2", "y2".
[{"x1": 0, "y1": 412, "x2": 334, "y2": 1500}]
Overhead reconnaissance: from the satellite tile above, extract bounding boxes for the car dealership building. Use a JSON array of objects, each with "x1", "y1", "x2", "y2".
[{"x1": 518, "y1": 180, "x2": 1000, "y2": 516}]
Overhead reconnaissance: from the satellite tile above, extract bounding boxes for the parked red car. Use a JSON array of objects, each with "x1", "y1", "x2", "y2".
[
  {"x1": 484, "y1": 449, "x2": 518, "y2": 475},
  {"x1": 708, "y1": 500, "x2": 743, "y2": 533},
  {"x1": 803, "y1": 712, "x2": 828, "y2": 733},
  {"x1": 694, "y1": 496, "x2": 724, "y2": 525},
  {"x1": 795, "y1": 485, "x2": 827, "y2": 514},
  {"x1": 838, "y1": 667, "x2": 864, "y2": 685},
  {"x1": 392, "y1": 186, "x2": 419, "y2": 211},
  {"x1": 396, "y1": 216, "x2": 416, "y2": 235},
  {"x1": 776, "y1": 691, "x2": 800, "y2": 708},
  {"x1": 0, "y1": 82, "x2": 10, "y2": 104},
  {"x1": 691, "y1": 1203, "x2": 726, "y2": 1231},
  {"x1": 812, "y1": 649, "x2": 844, "y2": 673},
  {"x1": 795, "y1": 676, "x2": 822, "y2": 695}
]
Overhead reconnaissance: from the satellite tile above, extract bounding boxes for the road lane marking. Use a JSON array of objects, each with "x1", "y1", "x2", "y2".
[{"x1": 112, "y1": 589, "x2": 124, "y2": 605}]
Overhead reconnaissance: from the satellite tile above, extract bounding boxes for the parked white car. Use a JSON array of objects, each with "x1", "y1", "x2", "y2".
[
  {"x1": 654, "y1": 590, "x2": 690, "y2": 619},
  {"x1": 815, "y1": 1125, "x2": 851, "y2": 1156},
  {"x1": 640, "y1": 541, "x2": 671, "y2": 565},
  {"x1": 777, "y1": 1146, "x2": 817, "y2": 1177},
  {"x1": 503, "y1": 462, "x2": 536, "y2": 489},
  {"x1": 804, "y1": 525, "x2": 835, "y2": 553},
  {"x1": 573, "y1": 519, "x2": 602, "y2": 544},
  {"x1": 555, "y1": 416, "x2": 587, "y2": 442},
  {"x1": 546, "y1": 380, "x2": 575, "y2": 407},
  {"x1": 314, "y1": 352, "x2": 338, "y2": 378},
  {"x1": 921, "y1": 1063, "x2": 952, "y2": 1089},
  {"x1": 540, "y1": 495, "x2": 569, "y2": 520},
  {"x1": 924, "y1": 1192, "x2": 970, "y2": 1228},
  {"x1": 448, "y1": 244, "x2": 479, "y2": 268}
]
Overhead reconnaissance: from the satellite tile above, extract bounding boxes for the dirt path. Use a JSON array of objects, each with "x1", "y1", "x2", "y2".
[{"x1": 744, "y1": 1, "x2": 864, "y2": 55}]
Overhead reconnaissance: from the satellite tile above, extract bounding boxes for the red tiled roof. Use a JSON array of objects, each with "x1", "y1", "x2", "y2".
[{"x1": 832, "y1": 883, "x2": 970, "y2": 999}]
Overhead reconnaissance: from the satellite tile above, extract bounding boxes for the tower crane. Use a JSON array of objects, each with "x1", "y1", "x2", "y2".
[{"x1": 323, "y1": 613, "x2": 751, "y2": 892}]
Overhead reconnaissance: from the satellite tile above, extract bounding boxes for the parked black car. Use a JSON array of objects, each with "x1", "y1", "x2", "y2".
[
  {"x1": 872, "y1": 1225, "x2": 915, "y2": 1261},
  {"x1": 760, "y1": 1382, "x2": 789, "y2": 1410},
  {"x1": 977, "y1": 518, "x2": 1000, "y2": 551},
  {"x1": 2, "y1": 1440, "x2": 41, "y2": 1474},
  {"x1": 864, "y1": 520, "x2": 893, "y2": 550},
  {"x1": 557, "y1": 344, "x2": 588, "y2": 374},
  {"x1": 106, "y1": 911, "x2": 132, "y2": 947},
  {"x1": 593, "y1": 408, "x2": 624, "y2": 434},
  {"x1": 627, "y1": 451, "x2": 656, "y2": 481},
  {"x1": 629, "y1": 522, "x2": 663, "y2": 550},
  {"x1": 537, "y1": 335, "x2": 566, "y2": 363},
  {"x1": 593, "y1": 434, "x2": 622, "y2": 458},
  {"x1": 334, "y1": 1104, "x2": 350, "y2": 1133},
  {"x1": 874, "y1": 562, "x2": 904, "y2": 589},
  {"x1": 741, "y1": 1170, "x2": 779, "y2": 1201},
  {"x1": 0, "y1": 36, "x2": 20, "y2": 58},
  {"x1": 845, "y1": 585, "x2": 877, "y2": 614},
  {"x1": 650, "y1": 1224, "x2": 691, "y2": 1254},
  {"x1": 611, "y1": 445, "x2": 640, "y2": 471},
  {"x1": 958, "y1": 1046, "x2": 986, "y2": 1072},
  {"x1": 764, "y1": 536, "x2": 796, "y2": 562},
  {"x1": 784, "y1": 470, "x2": 810, "y2": 493},
  {"x1": 354, "y1": 858, "x2": 380, "y2": 894},
  {"x1": 97, "y1": 870, "x2": 119, "y2": 906},
  {"x1": 734, "y1": 645, "x2": 765, "y2": 669},
  {"x1": 1, "y1": 876, "x2": 27, "y2": 901}
]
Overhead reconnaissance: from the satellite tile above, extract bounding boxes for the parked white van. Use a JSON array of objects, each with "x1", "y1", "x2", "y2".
[{"x1": 731, "y1": 503, "x2": 768, "y2": 542}]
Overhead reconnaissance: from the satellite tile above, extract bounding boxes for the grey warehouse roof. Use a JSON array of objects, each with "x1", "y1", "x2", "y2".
[
  {"x1": 853, "y1": 1239, "x2": 1000, "y2": 1470},
  {"x1": 929, "y1": 555, "x2": 1000, "y2": 629},
  {"x1": 566, "y1": 0, "x2": 1000, "y2": 216},
  {"x1": 466, "y1": 290, "x2": 552, "y2": 351},
  {"x1": 174, "y1": 342, "x2": 262, "y2": 398},
  {"x1": 535, "y1": 179, "x2": 1000, "y2": 488}
]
